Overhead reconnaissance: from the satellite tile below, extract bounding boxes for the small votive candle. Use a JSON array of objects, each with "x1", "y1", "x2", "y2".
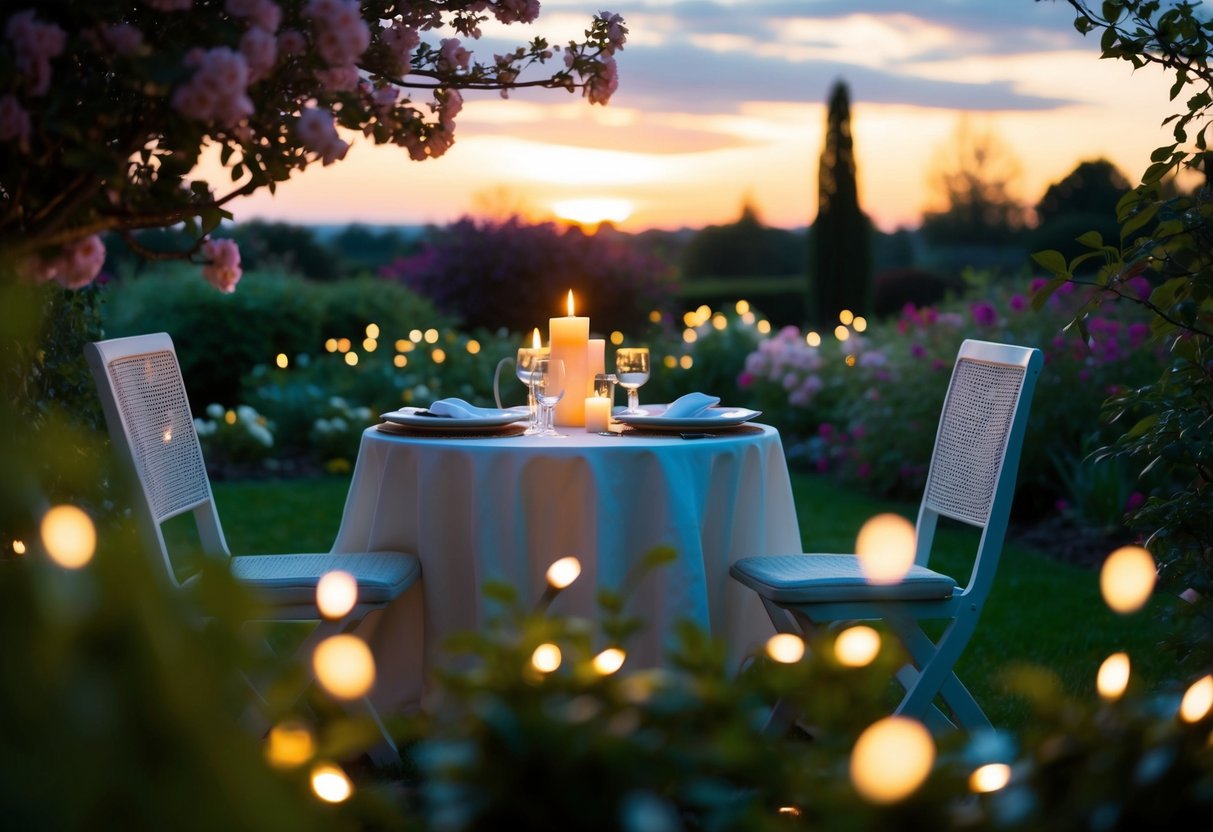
[{"x1": 585, "y1": 396, "x2": 611, "y2": 433}]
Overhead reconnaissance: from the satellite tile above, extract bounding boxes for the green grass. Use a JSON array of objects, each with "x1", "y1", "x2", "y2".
[{"x1": 208, "y1": 471, "x2": 1179, "y2": 731}]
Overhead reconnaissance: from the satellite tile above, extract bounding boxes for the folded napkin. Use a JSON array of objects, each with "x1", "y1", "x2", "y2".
[
  {"x1": 662, "y1": 392, "x2": 721, "y2": 418},
  {"x1": 427, "y1": 397, "x2": 514, "y2": 419}
]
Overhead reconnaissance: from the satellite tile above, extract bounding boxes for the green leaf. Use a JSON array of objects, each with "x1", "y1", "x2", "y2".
[
  {"x1": 1031, "y1": 249, "x2": 1069, "y2": 277},
  {"x1": 1076, "y1": 230, "x2": 1105, "y2": 249},
  {"x1": 1125, "y1": 414, "x2": 1159, "y2": 439},
  {"x1": 1120, "y1": 201, "x2": 1158, "y2": 240}
]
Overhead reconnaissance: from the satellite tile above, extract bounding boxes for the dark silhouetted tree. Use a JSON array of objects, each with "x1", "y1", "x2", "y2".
[
  {"x1": 809, "y1": 80, "x2": 872, "y2": 327},
  {"x1": 681, "y1": 199, "x2": 804, "y2": 278},
  {"x1": 1025, "y1": 158, "x2": 1131, "y2": 267}
]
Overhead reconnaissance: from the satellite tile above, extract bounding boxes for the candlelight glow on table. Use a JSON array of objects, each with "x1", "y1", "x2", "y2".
[{"x1": 550, "y1": 290, "x2": 589, "y2": 427}]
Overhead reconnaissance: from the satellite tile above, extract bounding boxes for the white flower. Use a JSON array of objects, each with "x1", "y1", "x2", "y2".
[
  {"x1": 248, "y1": 423, "x2": 274, "y2": 447},
  {"x1": 206, "y1": 403, "x2": 225, "y2": 419}
]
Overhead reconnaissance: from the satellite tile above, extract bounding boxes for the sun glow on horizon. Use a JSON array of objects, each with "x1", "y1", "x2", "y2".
[{"x1": 553, "y1": 197, "x2": 635, "y2": 226}]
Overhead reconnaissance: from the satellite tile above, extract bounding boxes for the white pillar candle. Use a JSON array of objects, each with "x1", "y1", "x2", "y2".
[
  {"x1": 585, "y1": 396, "x2": 611, "y2": 433},
  {"x1": 549, "y1": 290, "x2": 589, "y2": 426},
  {"x1": 587, "y1": 338, "x2": 605, "y2": 397}
]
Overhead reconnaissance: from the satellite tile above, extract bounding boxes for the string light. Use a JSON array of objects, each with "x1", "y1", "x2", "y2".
[
  {"x1": 546, "y1": 556, "x2": 581, "y2": 589},
  {"x1": 1100, "y1": 545, "x2": 1156, "y2": 614},
  {"x1": 313, "y1": 634, "x2": 375, "y2": 700},
  {"x1": 41, "y1": 505, "x2": 96, "y2": 569},
  {"x1": 855, "y1": 513, "x2": 916, "y2": 584},
  {"x1": 766, "y1": 633, "x2": 805, "y2": 663},
  {"x1": 835, "y1": 625, "x2": 881, "y2": 667},
  {"x1": 849, "y1": 716, "x2": 935, "y2": 804}
]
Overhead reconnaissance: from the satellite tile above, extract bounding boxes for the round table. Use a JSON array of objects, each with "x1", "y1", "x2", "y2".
[{"x1": 333, "y1": 422, "x2": 804, "y2": 712}]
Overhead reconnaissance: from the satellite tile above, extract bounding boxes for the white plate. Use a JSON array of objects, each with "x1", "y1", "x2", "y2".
[
  {"x1": 380, "y1": 407, "x2": 527, "y2": 430},
  {"x1": 614, "y1": 406, "x2": 762, "y2": 430}
]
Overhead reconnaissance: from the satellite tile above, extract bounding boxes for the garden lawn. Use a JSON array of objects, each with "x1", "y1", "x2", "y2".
[{"x1": 210, "y1": 471, "x2": 1180, "y2": 731}]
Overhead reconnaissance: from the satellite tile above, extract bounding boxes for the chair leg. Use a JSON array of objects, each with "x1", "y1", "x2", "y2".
[{"x1": 886, "y1": 613, "x2": 991, "y2": 733}]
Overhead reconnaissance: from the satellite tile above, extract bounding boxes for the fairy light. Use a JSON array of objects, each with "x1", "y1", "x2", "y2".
[
  {"x1": 849, "y1": 716, "x2": 935, "y2": 804},
  {"x1": 313, "y1": 634, "x2": 375, "y2": 700},
  {"x1": 1097, "y1": 652, "x2": 1131, "y2": 701},
  {"x1": 362, "y1": 338, "x2": 377, "y2": 352},
  {"x1": 276, "y1": 353, "x2": 289, "y2": 369},
  {"x1": 834, "y1": 325, "x2": 850, "y2": 342},
  {"x1": 854, "y1": 316, "x2": 868, "y2": 332},
  {"x1": 610, "y1": 330, "x2": 624, "y2": 345},
  {"x1": 365, "y1": 323, "x2": 380, "y2": 339},
  {"x1": 835, "y1": 625, "x2": 881, "y2": 667},
  {"x1": 855, "y1": 513, "x2": 916, "y2": 584},
  {"x1": 839, "y1": 309, "x2": 855, "y2": 325},
  {"x1": 735, "y1": 299, "x2": 750, "y2": 315},
  {"x1": 682, "y1": 311, "x2": 698, "y2": 327},
  {"x1": 337, "y1": 338, "x2": 351, "y2": 353},
  {"x1": 648, "y1": 310, "x2": 662, "y2": 323},
  {"x1": 344, "y1": 352, "x2": 358, "y2": 366},
  {"x1": 546, "y1": 556, "x2": 581, "y2": 589},
  {"x1": 424, "y1": 328, "x2": 439, "y2": 344},
  {"x1": 845, "y1": 354, "x2": 856, "y2": 367},
  {"x1": 969, "y1": 763, "x2": 1011, "y2": 793},
  {"x1": 683, "y1": 329, "x2": 698, "y2": 344},
  {"x1": 756, "y1": 320, "x2": 771, "y2": 334},
  {"x1": 679, "y1": 355, "x2": 693, "y2": 369},
  {"x1": 316, "y1": 570, "x2": 358, "y2": 620},
  {"x1": 266, "y1": 721, "x2": 315, "y2": 768},
  {"x1": 466, "y1": 339, "x2": 481, "y2": 354},
  {"x1": 592, "y1": 648, "x2": 626, "y2": 675},
  {"x1": 766, "y1": 633, "x2": 805, "y2": 663},
  {"x1": 1100, "y1": 545, "x2": 1156, "y2": 614},
  {"x1": 225, "y1": 409, "x2": 237, "y2": 425},
  {"x1": 742, "y1": 311, "x2": 756, "y2": 325},
  {"x1": 11, "y1": 539, "x2": 26, "y2": 555},
  {"x1": 324, "y1": 338, "x2": 338, "y2": 353},
  {"x1": 394, "y1": 339, "x2": 407, "y2": 351},
  {"x1": 531, "y1": 643, "x2": 562, "y2": 673},
  {"x1": 393, "y1": 355, "x2": 407, "y2": 368},
  {"x1": 1180, "y1": 674, "x2": 1213, "y2": 723},
  {"x1": 40, "y1": 505, "x2": 96, "y2": 569},
  {"x1": 310, "y1": 763, "x2": 352, "y2": 803},
  {"x1": 409, "y1": 329, "x2": 422, "y2": 343},
  {"x1": 807, "y1": 331, "x2": 821, "y2": 347},
  {"x1": 431, "y1": 348, "x2": 446, "y2": 364},
  {"x1": 662, "y1": 355, "x2": 677, "y2": 369},
  {"x1": 712, "y1": 314, "x2": 727, "y2": 330}
]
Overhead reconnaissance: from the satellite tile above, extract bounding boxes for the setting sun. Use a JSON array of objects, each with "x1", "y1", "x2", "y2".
[{"x1": 552, "y1": 197, "x2": 634, "y2": 227}]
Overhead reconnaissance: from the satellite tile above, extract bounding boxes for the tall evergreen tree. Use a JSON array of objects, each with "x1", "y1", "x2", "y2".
[{"x1": 810, "y1": 80, "x2": 872, "y2": 328}]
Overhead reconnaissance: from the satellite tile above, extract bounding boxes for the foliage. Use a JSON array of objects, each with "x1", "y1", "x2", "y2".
[
  {"x1": 0, "y1": 1, "x2": 627, "y2": 291},
  {"x1": 194, "y1": 401, "x2": 277, "y2": 469},
  {"x1": 101, "y1": 267, "x2": 449, "y2": 410},
  {"x1": 680, "y1": 201, "x2": 806, "y2": 279},
  {"x1": 810, "y1": 79, "x2": 873, "y2": 328},
  {"x1": 381, "y1": 215, "x2": 676, "y2": 335},
  {"x1": 224, "y1": 220, "x2": 344, "y2": 281},
  {"x1": 1024, "y1": 158, "x2": 1132, "y2": 269},
  {"x1": 871, "y1": 267, "x2": 965, "y2": 319},
  {"x1": 1032, "y1": 0, "x2": 1213, "y2": 668}
]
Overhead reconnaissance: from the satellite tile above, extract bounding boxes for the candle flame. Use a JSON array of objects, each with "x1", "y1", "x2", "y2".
[
  {"x1": 567, "y1": 289, "x2": 575, "y2": 317},
  {"x1": 532, "y1": 327, "x2": 541, "y2": 349}
]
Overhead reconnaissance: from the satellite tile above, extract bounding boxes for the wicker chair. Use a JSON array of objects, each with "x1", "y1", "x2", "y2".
[{"x1": 730, "y1": 338, "x2": 1042, "y2": 734}]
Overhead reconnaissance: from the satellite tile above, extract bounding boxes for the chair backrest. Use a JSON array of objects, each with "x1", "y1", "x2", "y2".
[
  {"x1": 85, "y1": 332, "x2": 231, "y2": 587},
  {"x1": 914, "y1": 339, "x2": 1042, "y2": 599}
]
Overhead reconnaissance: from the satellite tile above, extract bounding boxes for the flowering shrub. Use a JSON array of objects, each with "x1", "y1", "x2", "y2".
[
  {"x1": 0, "y1": 2, "x2": 627, "y2": 290},
  {"x1": 738, "y1": 273, "x2": 1167, "y2": 513},
  {"x1": 193, "y1": 402, "x2": 275, "y2": 468},
  {"x1": 307, "y1": 395, "x2": 373, "y2": 466}
]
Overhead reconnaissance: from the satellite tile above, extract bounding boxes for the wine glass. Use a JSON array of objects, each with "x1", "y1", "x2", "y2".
[
  {"x1": 614, "y1": 347, "x2": 650, "y2": 415},
  {"x1": 533, "y1": 357, "x2": 566, "y2": 437},
  {"x1": 515, "y1": 346, "x2": 548, "y2": 435}
]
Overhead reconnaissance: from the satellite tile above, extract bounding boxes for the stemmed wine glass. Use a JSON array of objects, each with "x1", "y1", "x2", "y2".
[
  {"x1": 515, "y1": 346, "x2": 548, "y2": 435},
  {"x1": 533, "y1": 357, "x2": 566, "y2": 437},
  {"x1": 614, "y1": 347, "x2": 650, "y2": 415}
]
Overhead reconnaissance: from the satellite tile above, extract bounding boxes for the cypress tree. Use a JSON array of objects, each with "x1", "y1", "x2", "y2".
[{"x1": 810, "y1": 80, "x2": 872, "y2": 328}]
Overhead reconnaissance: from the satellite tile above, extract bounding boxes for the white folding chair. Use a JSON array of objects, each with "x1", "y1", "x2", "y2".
[
  {"x1": 85, "y1": 332, "x2": 420, "y2": 765},
  {"x1": 730, "y1": 338, "x2": 1042, "y2": 734}
]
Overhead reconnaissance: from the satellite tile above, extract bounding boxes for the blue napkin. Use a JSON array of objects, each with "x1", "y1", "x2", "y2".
[
  {"x1": 662, "y1": 392, "x2": 721, "y2": 418},
  {"x1": 427, "y1": 397, "x2": 515, "y2": 419}
]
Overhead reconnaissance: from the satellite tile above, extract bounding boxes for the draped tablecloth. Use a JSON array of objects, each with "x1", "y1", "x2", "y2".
[{"x1": 335, "y1": 423, "x2": 803, "y2": 713}]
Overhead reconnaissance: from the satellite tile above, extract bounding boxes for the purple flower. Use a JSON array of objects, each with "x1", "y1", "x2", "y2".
[
  {"x1": 910, "y1": 343, "x2": 926, "y2": 359},
  {"x1": 737, "y1": 371, "x2": 755, "y2": 390},
  {"x1": 969, "y1": 301, "x2": 998, "y2": 326},
  {"x1": 1125, "y1": 491, "x2": 1146, "y2": 513},
  {"x1": 1009, "y1": 294, "x2": 1027, "y2": 312}
]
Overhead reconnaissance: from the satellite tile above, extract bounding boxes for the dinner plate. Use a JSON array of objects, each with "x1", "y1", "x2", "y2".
[
  {"x1": 613, "y1": 406, "x2": 762, "y2": 430},
  {"x1": 380, "y1": 407, "x2": 527, "y2": 431}
]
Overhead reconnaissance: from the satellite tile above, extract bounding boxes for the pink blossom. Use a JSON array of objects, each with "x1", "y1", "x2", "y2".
[
  {"x1": 372, "y1": 85, "x2": 399, "y2": 110},
  {"x1": 172, "y1": 47, "x2": 254, "y2": 128},
  {"x1": 1126, "y1": 275, "x2": 1152, "y2": 300},
  {"x1": 315, "y1": 64, "x2": 360, "y2": 92},
  {"x1": 296, "y1": 106, "x2": 349, "y2": 165},
  {"x1": 277, "y1": 29, "x2": 306, "y2": 55},
  {"x1": 0, "y1": 93, "x2": 31, "y2": 149},
  {"x1": 382, "y1": 22, "x2": 420, "y2": 69},
  {"x1": 596, "y1": 11, "x2": 628, "y2": 53},
  {"x1": 1028, "y1": 277, "x2": 1049, "y2": 294},
  {"x1": 736, "y1": 371, "x2": 755, "y2": 390},
  {"x1": 1127, "y1": 322, "x2": 1151, "y2": 347},
  {"x1": 240, "y1": 26, "x2": 278, "y2": 82},
  {"x1": 100, "y1": 23, "x2": 144, "y2": 56},
  {"x1": 439, "y1": 38, "x2": 472, "y2": 71},
  {"x1": 437, "y1": 88, "x2": 462, "y2": 128},
  {"x1": 55, "y1": 235, "x2": 107, "y2": 289},
  {"x1": 1009, "y1": 293, "x2": 1027, "y2": 312},
  {"x1": 491, "y1": 0, "x2": 541, "y2": 24},
  {"x1": 586, "y1": 55, "x2": 618, "y2": 105},
  {"x1": 143, "y1": 0, "x2": 193, "y2": 9},
  {"x1": 969, "y1": 301, "x2": 998, "y2": 326},
  {"x1": 5, "y1": 10, "x2": 66, "y2": 97},
  {"x1": 304, "y1": 0, "x2": 370, "y2": 67},
  {"x1": 201, "y1": 238, "x2": 242, "y2": 293},
  {"x1": 226, "y1": 0, "x2": 282, "y2": 32}
]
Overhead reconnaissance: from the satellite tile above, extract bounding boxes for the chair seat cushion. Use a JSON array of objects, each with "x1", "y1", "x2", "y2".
[
  {"x1": 730, "y1": 554, "x2": 956, "y2": 603},
  {"x1": 230, "y1": 551, "x2": 421, "y2": 605}
]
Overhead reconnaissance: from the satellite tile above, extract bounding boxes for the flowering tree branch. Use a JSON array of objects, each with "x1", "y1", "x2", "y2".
[{"x1": 0, "y1": 0, "x2": 627, "y2": 292}]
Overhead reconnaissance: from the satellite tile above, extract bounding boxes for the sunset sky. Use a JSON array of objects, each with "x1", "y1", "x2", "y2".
[{"x1": 222, "y1": 0, "x2": 1186, "y2": 233}]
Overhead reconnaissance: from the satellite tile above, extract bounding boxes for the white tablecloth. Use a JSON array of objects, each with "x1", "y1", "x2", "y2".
[{"x1": 334, "y1": 422, "x2": 803, "y2": 713}]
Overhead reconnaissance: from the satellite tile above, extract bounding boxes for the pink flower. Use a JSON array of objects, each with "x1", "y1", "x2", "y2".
[
  {"x1": 1126, "y1": 275, "x2": 1152, "y2": 301},
  {"x1": 1009, "y1": 293, "x2": 1027, "y2": 312},
  {"x1": 226, "y1": 0, "x2": 282, "y2": 33},
  {"x1": 382, "y1": 22, "x2": 420, "y2": 69},
  {"x1": 491, "y1": 0, "x2": 541, "y2": 25},
  {"x1": 240, "y1": 26, "x2": 278, "y2": 83},
  {"x1": 910, "y1": 343, "x2": 926, "y2": 359},
  {"x1": 0, "y1": 93, "x2": 31, "y2": 149},
  {"x1": 1125, "y1": 491, "x2": 1146, "y2": 513},
  {"x1": 56, "y1": 235, "x2": 107, "y2": 289},
  {"x1": 5, "y1": 10, "x2": 66, "y2": 97},
  {"x1": 437, "y1": 88, "x2": 462, "y2": 128},
  {"x1": 304, "y1": 0, "x2": 370, "y2": 67},
  {"x1": 315, "y1": 64, "x2": 360, "y2": 92},
  {"x1": 439, "y1": 38, "x2": 472, "y2": 72},
  {"x1": 1029, "y1": 277, "x2": 1049, "y2": 294},
  {"x1": 736, "y1": 371, "x2": 755, "y2": 390},
  {"x1": 296, "y1": 106, "x2": 349, "y2": 165},
  {"x1": 596, "y1": 11, "x2": 628, "y2": 53},
  {"x1": 586, "y1": 55, "x2": 618, "y2": 105},
  {"x1": 201, "y1": 238, "x2": 242, "y2": 293},
  {"x1": 172, "y1": 47, "x2": 254, "y2": 128},
  {"x1": 277, "y1": 29, "x2": 306, "y2": 55},
  {"x1": 969, "y1": 300, "x2": 998, "y2": 326}
]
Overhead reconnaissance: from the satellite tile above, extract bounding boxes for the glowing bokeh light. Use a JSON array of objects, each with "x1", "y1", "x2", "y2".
[
  {"x1": 409, "y1": 329, "x2": 422, "y2": 342},
  {"x1": 466, "y1": 339, "x2": 481, "y2": 354},
  {"x1": 552, "y1": 197, "x2": 634, "y2": 226},
  {"x1": 310, "y1": 763, "x2": 353, "y2": 803},
  {"x1": 40, "y1": 505, "x2": 96, "y2": 569},
  {"x1": 735, "y1": 299, "x2": 750, "y2": 315},
  {"x1": 313, "y1": 634, "x2": 376, "y2": 700},
  {"x1": 592, "y1": 647, "x2": 626, "y2": 675},
  {"x1": 807, "y1": 331, "x2": 821, "y2": 347},
  {"x1": 849, "y1": 716, "x2": 935, "y2": 804},
  {"x1": 316, "y1": 570, "x2": 358, "y2": 620},
  {"x1": 362, "y1": 337, "x2": 377, "y2": 352},
  {"x1": 365, "y1": 323, "x2": 380, "y2": 338},
  {"x1": 679, "y1": 354, "x2": 693, "y2": 369},
  {"x1": 531, "y1": 642, "x2": 562, "y2": 673},
  {"x1": 854, "y1": 316, "x2": 868, "y2": 332},
  {"x1": 344, "y1": 352, "x2": 358, "y2": 366},
  {"x1": 766, "y1": 632, "x2": 805, "y2": 663},
  {"x1": 757, "y1": 320, "x2": 771, "y2": 334},
  {"x1": 546, "y1": 556, "x2": 581, "y2": 589},
  {"x1": 1100, "y1": 545, "x2": 1156, "y2": 614},
  {"x1": 610, "y1": 330, "x2": 624, "y2": 345},
  {"x1": 1180, "y1": 674, "x2": 1213, "y2": 723},
  {"x1": 393, "y1": 355, "x2": 407, "y2": 368},
  {"x1": 835, "y1": 625, "x2": 882, "y2": 667},
  {"x1": 834, "y1": 325, "x2": 850, "y2": 341},
  {"x1": 424, "y1": 328, "x2": 439, "y2": 344},
  {"x1": 839, "y1": 309, "x2": 855, "y2": 325},
  {"x1": 12, "y1": 539, "x2": 26, "y2": 555},
  {"x1": 1097, "y1": 652, "x2": 1131, "y2": 701},
  {"x1": 324, "y1": 338, "x2": 337, "y2": 353},
  {"x1": 337, "y1": 337, "x2": 351, "y2": 353},
  {"x1": 276, "y1": 353, "x2": 289, "y2": 368},
  {"x1": 266, "y1": 721, "x2": 315, "y2": 768},
  {"x1": 969, "y1": 763, "x2": 1011, "y2": 793},
  {"x1": 431, "y1": 348, "x2": 447, "y2": 364},
  {"x1": 855, "y1": 513, "x2": 917, "y2": 584}
]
